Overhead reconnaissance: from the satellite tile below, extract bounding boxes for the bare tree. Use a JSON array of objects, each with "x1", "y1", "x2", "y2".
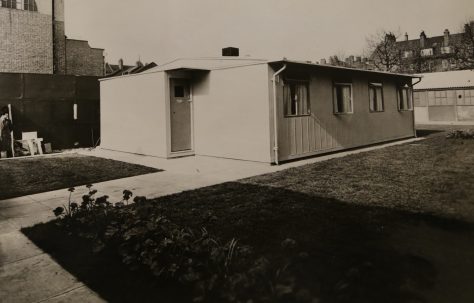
[
  {"x1": 366, "y1": 30, "x2": 402, "y2": 72},
  {"x1": 396, "y1": 45, "x2": 430, "y2": 74},
  {"x1": 453, "y1": 21, "x2": 474, "y2": 69}
]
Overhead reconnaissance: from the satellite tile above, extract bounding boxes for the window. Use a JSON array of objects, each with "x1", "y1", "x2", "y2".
[
  {"x1": 398, "y1": 86, "x2": 413, "y2": 111},
  {"x1": 333, "y1": 83, "x2": 353, "y2": 114},
  {"x1": 173, "y1": 84, "x2": 190, "y2": 100},
  {"x1": 283, "y1": 80, "x2": 310, "y2": 117},
  {"x1": 403, "y1": 50, "x2": 413, "y2": 58},
  {"x1": 1, "y1": 0, "x2": 37, "y2": 11},
  {"x1": 1, "y1": 0, "x2": 18, "y2": 8},
  {"x1": 421, "y1": 48, "x2": 433, "y2": 57},
  {"x1": 441, "y1": 46, "x2": 452, "y2": 54},
  {"x1": 369, "y1": 83, "x2": 384, "y2": 112},
  {"x1": 442, "y1": 59, "x2": 449, "y2": 69}
]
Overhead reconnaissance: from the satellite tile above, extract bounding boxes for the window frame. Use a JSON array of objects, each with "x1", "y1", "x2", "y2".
[
  {"x1": 333, "y1": 82, "x2": 354, "y2": 115},
  {"x1": 1, "y1": 0, "x2": 37, "y2": 11},
  {"x1": 420, "y1": 48, "x2": 434, "y2": 57},
  {"x1": 283, "y1": 78, "x2": 311, "y2": 118},
  {"x1": 171, "y1": 79, "x2": 192, "y2": 102},
  {"x1": 368, "y1": 82, "x2": 384, "y2": 113},
  {"x1": 397, "y1": 85, "x2": 414, "y2": 111},
  {"x1": 440, "y1": 46, "x2": 452, "y2": 54}
]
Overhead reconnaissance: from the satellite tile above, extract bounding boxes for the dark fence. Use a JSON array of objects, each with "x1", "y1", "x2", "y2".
[{"x1": 0, "y1": 73, "x2": 100, "y2": 149}]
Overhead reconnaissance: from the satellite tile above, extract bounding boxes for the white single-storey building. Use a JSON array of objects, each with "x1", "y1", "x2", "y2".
[
  {"x1": 414, "y1": 70, "x2": 474, "y2": 124},
  {"x1": 99, "y1": 55, "x2": 419, "y2": 164}
]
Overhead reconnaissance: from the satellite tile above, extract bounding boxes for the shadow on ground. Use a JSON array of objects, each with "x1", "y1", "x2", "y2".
[
  {"x1": 416, "y1": 129, "x2": 444, "y2": 137},
  {"x1": 23, "y1": 182, "x2": 474, "y2": 303}
]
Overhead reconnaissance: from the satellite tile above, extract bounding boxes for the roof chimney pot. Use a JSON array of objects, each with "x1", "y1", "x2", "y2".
[{"x1": 222, "y1": 47, "x2": 239, "y2": 57}]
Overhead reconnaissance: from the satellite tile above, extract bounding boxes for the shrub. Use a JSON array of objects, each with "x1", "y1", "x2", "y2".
[
  {"x1": 446, "y1": 129, "x2": 474, "y2": 139},
  {"x1": 53, "y1": 186, "x2": 319, "y2": 303}
]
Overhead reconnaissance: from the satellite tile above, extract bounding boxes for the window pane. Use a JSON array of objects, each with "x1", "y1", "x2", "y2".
[
  {"x1": 174, "y1": 85, "x2": 185, "y2": 98},
  {"x1": 407, "y1": 88, "x2": 413, "y2": 109},
  {"x1": 399, "y1": 90, "x2": 404, "y2": 109},
  {"x1": 369, "y1": 87, "x2": 375, "y2": 111},
  {"x1": 343, "y1": 86, "x2": 351, "y2": 112},
  {"x1": 291, "y1": 84, "x2": 298, "y2": 115},
  {"x1": 399, "y1": 87, "x2": 411, "y2": 110},
  {"x1": 335, "y1": 84, "x2": 352, "y2": 113},
  {"x1": 283, "y1": 85, "x2": 291, "y2": 116},
  {"x1": 403, "y1": 89, "x2": 408, "y2": 109},
  {"x1": 297, "y1": 84, "x2": 308, "y2": 115},
  {"x1": 375, "y1": 87, "x2": 383, "y2": 111}
]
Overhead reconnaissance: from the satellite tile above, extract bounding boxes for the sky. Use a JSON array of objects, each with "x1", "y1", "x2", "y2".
[{"x1": 64, "y1": 0, "x2": 474, "y2": 65}]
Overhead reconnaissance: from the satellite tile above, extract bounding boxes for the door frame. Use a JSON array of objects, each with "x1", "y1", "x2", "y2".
[{"x1": 166, "y1": 72, "x2": 195, "y2": 158}]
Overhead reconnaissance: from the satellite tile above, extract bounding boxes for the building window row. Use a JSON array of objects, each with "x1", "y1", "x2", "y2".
[
  {"x1": 0, "y1": 0, "x2": 37, "y2": 12},
  {"x1": 283, "y1": 80, "x2": 412, "y2": 117},
  {"x1": 403, "y1": 46, "x2": 452, "y2": 59},
  {"x1": 333, "y1": 83, "x2": 412, "y2": 114}
]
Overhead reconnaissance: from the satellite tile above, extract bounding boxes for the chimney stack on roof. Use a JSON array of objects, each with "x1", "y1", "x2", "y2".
[
  {"x1": 444, "y1": 29, "x2": 450, "y2": 47},
  {"x1": 118, "y1": 58, "x2": 124, "y2": 70},
  {"x1": 222, "y1": 47, "x2": 239, "y2": 57},
  {"x1": 320, "y1": 58, "x2": 327, "y2": 65},
  {"x1": 420, "y1": 31, "x2": 427, "y2": 48},
  {"x1": 404, "y1": 32, "x2": 409, "y2": 41}
]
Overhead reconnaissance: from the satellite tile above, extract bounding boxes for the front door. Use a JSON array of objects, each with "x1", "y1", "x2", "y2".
[{"x1": 170, "y1": 79, "x2": 192, "y2": 152}]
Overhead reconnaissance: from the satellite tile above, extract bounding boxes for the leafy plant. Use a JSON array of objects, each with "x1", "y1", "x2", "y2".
[
  {"x1": 446, "y1": 129, "x2": 474, "y2": 139},
  {"x1": 53, "y1": 187, "x2": 320, "y2": 302}
]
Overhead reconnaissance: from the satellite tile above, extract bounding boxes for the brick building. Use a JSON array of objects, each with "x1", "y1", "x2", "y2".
[
  {"x1": 0, "y1": 0, "x2": 104, "y2": 76},
  {"x1": 392, "y1": 22, "x2": 474, "y2": 73}
]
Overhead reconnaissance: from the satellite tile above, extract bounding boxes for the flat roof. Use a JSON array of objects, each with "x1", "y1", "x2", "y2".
[
  {"x1": 101, "y1": 57, "x2": 422, "y2": 82},
  {"x1": 414, "y1": 70, "x2": 474, "y2": 90},
  {"x1": 269, "y1": 59, "x2": 421, "y2": 78}
]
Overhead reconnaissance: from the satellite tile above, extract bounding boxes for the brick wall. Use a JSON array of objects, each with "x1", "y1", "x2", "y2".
[
  {"x1": 66, "y1": 39, "x2": 104, "y2": 76},
  {"x1": 0, "y1": 8, "x2": 53, "y2": 74}
]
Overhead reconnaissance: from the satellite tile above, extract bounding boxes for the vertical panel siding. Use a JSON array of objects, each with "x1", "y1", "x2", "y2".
[
  {"x1": 279, "y1": 114, "x2": 343, "y2": 158},
  {"x1": 276, "y1": 69, "x2": 414, "y2": 161}
]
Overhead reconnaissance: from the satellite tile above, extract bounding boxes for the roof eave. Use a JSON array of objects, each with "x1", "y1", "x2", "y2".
[{"x1": 268, "y1": 59, "x2": 422, "y2": 78}]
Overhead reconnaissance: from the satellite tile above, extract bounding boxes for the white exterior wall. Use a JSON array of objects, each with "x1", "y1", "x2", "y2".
[
  {"x1": 193, "y1": 64, "x2": 272, "y2": 162},
  {"x1": 35, "y1": 0, "x2": 53, "y2": 15},
  {"x1": 100, "y1": 73, "x2": 168, "y2": 157},
  {"x1": 414, "y1": 107, "x2": 429, "y2": 124}
]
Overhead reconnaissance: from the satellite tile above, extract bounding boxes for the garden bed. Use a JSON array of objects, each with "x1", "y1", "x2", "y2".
[{"x1": 23, "y1": 131, "x2": 474, "y2": 302}]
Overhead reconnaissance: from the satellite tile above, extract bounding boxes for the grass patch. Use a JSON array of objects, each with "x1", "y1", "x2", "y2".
[
  {"x1": 0, "y1": 154, "x2": 160, "y2": 200},
  {"x1": 23, "y1": 132, "x2": 474, "y2": 302},
  {"x1": 243, "y1": 131, "x2": 474, "y2": 222}
]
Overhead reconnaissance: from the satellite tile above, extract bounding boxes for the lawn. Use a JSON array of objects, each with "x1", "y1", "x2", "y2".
[
  {"x1": 0, "y1": 153, "x2": 160, "y2": 200},
  {"x1": 23, "y1": 130, "x2": 474, "y2": 303}
]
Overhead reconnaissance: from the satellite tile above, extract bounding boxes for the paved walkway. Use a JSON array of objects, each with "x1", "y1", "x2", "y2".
[{"x1": 0, "y1": 138, "x2": 423, "y2": 302}]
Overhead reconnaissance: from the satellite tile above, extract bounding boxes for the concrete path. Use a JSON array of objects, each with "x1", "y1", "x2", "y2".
[{"x1": 0, "y1": 137, "x2": 423, "y2": 302}]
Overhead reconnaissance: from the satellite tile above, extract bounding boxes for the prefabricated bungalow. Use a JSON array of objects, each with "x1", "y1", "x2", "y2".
[
  {"x1": 414, "y1": 70, "x2": 474, "y2": 124},
  {"x1": 100, "y1": 55, "x2": 419, "y2": 164}
]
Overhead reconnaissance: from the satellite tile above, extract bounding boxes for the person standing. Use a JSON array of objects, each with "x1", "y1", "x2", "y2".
[{"x1": 0, "y1": 107, "x2": 13, "y2": 158}]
